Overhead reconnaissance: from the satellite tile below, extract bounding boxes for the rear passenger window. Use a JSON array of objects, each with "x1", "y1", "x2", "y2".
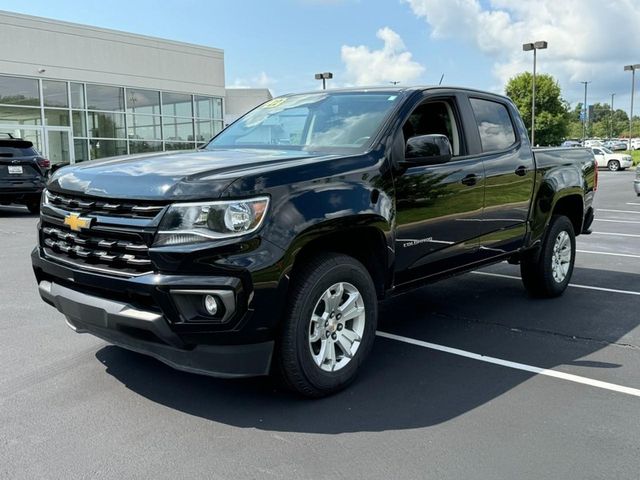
[{"x1": 469, "y1": 98, "x2": 516, "y2": 152}]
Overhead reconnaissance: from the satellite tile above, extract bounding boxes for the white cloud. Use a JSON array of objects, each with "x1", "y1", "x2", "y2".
[
  {"x1": 232, "y1": 71, "x2": 275, "y2": 89},
  {"x1": 341, "y1": 27, "x2": 425, "y2": 86},
  {"x1": 404, "y1": 0, "x2": 640, "y2": 103}
]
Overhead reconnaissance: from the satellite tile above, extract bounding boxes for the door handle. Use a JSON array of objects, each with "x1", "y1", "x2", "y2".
[
  {"x1": 515, "y1": 165, "x2": 528, "y2": 176},
  {"x1": 461, "y1": 174, "x2": 478, "y2": 186}
]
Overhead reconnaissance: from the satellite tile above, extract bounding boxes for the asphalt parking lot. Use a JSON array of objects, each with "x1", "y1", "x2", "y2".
[{"x1": 1, "y1": 170, "x2": 639, "y2": 479}]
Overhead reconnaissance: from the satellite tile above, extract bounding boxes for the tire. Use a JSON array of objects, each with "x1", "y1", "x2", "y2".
[
  {"x1": 520, "y1": 215, "x2": 576, "y2": 298},
  {"x1": 607, "y1": 160, "x2": 620, "y2": 172},
  {"x1": 277, "y1": 252, "x2": 378, "y2": 397},
  {"x1": 26, "y1": 201, "x2": 40, "y2": 214}
]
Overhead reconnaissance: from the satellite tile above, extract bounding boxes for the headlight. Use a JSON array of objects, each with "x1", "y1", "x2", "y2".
[{"x1": 154, "y1": 196, "x2": 269, "y2": 246}]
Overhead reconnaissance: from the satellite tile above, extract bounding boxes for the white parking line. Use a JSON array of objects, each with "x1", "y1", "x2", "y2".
[
  {"x1": 598, "y1": 209, "x2": 640, "y2": 214},
  {"x1": 591, "y1": 231, "x2": 640, "y2": 238},
  {"x1": 376, "y1": 331, "x2": 640, "y2": 398},
  {"x1": 470, "y1": 271, "x2": 640, "y2": 297},
  {"x1": 577, "y1": 249, "x2": 640, "y2": 259},
  {"x1": 594, "y1": 219, "x2": 640, "y2": 224}
]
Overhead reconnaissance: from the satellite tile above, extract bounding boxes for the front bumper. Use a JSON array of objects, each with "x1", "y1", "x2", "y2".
[
  {"x1": 37, "y1": 279, "x2": 274, "y2": 378},
  {"x1": 621, "y1": 159, "x2": 633, "y2": 169}
]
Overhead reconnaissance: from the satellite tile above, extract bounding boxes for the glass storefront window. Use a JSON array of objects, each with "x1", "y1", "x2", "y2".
[
  {"x1": 70, "y1": 83, "x2": 85, "y2": 109},
  {"x1": 74, "y1": 139, "x2": 89, "y2": 163},
  {"x1": 0, "y1": 106, "x2": 41, "y2": 125},
  {"x1": 1, "y1": 75, "x2": 226, "y2": 162},
  {"x1": 162, "y1": 117, "x2": 194, "y2": 142},
  {"x1": 194, "y1": 96, "x2": 213, "y2": 119},
  {"x1": 126, "y1": 89, "x2": 160, "y2": 115},
  {"x1": 44, "y1": 109, "x2": 71, "y2": 127},
  {"x1": 90, "y1": 139, "x2": 127, "y2": 160},
  {"x1": 127, "y1": 114, "x2": 161, "y2": 140},
  {"x1": 88, "y1": 111, "x2": 126, "y2": 138},
  {"x1": 129, "y1": 140, "x2": 163, "y2": 154},
  {"x1": 72, "y1": 111, "x2": 87, "y2": 137},
  {"x1": 42, "y1": 80, "x2": 68, "y2": 108},
  {"x1": 195, "y1": 120, "x2": 214, "y2": 143},
  {"x1": 162, "y1": 92, "x2": 192, "y2": 117},
  {"x1": 0, "y1": 127, "x2": 43, "y2": 153},
  {"x1": 165, "y1": 141, "x2": 196, "y2": 151},
  {"x1": 0, "y1": 76, "x2": 40, "y2": 106},
  {"x1": 86, "y1": 84, "x2": 124, "y2": 111}
]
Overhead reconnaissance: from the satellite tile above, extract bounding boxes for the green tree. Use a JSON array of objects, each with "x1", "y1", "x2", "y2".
[{"x1": 505, "y1": 72, "x2": 569, "y2": 146}]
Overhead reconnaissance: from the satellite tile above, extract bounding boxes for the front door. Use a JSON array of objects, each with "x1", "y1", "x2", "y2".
[
  {"x1": 592, "y1": 148, "x2": 605, "y2": 167},
  {"x1": 45, "y1": 128, "x2": 74, "y2": 166},
  {"x1": 394, "y1": 95, "x2": 486, "y2": 285}
]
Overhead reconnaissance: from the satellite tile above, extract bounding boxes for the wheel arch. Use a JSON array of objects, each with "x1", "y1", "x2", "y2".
[
  {"x1": 551, "y1": 193, "x2": 584, "y2": 235},
  {"x1": 287, "y1": 221, "x2": 391, "y2": 301}
]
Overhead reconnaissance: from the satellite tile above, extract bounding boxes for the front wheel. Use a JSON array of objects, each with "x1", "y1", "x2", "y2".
[
  {"x1": 607, "y1": 160, "x2": 620, "y2": 171},
  {"x1": 277, "y1": 253, "x2": 378, "y2": 397},
  {"x1": 520, "y1": 215, "x2": 576, "y2": 298}
]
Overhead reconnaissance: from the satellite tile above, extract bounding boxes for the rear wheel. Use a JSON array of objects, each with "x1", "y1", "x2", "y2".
[
  {"x1": 277, "y1": 253, "x2": 377, "y2": 397},
  {"x1": 520, "y1": 215, "x2": 576, "y2": 298},
  {"x1": 607, "y1": 160, "x2": 620, "y2": 171}
]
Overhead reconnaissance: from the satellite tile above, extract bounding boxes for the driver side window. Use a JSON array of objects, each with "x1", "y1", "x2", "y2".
[{"x1": 402, "y1": 100, "x2": 461, "y2": 156}]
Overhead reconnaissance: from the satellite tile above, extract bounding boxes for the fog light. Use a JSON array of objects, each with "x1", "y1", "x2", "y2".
[{"x1": 203, "y1": 295, "x2": 218, "y2": 316}]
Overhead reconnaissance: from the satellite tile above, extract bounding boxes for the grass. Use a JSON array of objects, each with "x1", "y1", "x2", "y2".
[{"x1": 630, "y1": 150, "x2": 640, "y2": 166}]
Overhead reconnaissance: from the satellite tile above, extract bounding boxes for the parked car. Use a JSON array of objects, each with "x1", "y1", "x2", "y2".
[
  {"x1": 0, "y1": 136, "x2": 50, "y2": 213},
  {"x1": 32, "y1": 87, "x2": 597, "y2": 397},
  {"x1": 603, "y1": 140, "x2": 628, "y2": 151},
  {"x1": 561, "y1": 140, "x2": 582, "y2": 148},
  {"x1": 584, "y1": 139, "x2": 604, "y2": 148},
  {"x1": 630, "y1": 138, "x2": 640, "y2": 150},
  {"x1": 591, "y1": 146, "x2": 633, "y2": 171}
]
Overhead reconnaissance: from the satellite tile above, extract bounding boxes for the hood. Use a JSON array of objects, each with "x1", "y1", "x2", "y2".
[{"x1": 48, "y1": 148, "x2": 337, "y2": 200}]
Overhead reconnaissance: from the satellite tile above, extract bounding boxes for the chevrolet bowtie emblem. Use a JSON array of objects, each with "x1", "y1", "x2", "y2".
[{"x1": 63, "y1": 213, "x2": 93, "y2": 232}]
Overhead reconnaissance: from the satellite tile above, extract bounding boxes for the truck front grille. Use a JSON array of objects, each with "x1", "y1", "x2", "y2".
[
  {"x1": 41, "y1": 222, "x2": 153, "y2": 276},
  {"x1": 45, "y1": 191, "x2": 165, "y2": 218}
]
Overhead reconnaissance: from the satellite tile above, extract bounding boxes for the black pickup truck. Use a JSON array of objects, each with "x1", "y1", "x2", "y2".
[{"x1": 32, "y1": 87, "x2": 597, "y2": 396}]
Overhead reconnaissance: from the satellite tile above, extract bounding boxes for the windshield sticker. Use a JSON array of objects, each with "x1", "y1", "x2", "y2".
[
  {"x1": 263, "y1": 98, "x2": 288, "y2": 108},
  {"x1": 388, "y1": 95, "x2": 397, "y2": 101}
]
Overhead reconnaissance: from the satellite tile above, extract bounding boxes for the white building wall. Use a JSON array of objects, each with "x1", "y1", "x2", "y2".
[
  {"x1": 0, "y1": 10, "x2": 225, "y2": 96},
  {"x1": 225, "y1": 88, "x2": 273, "y2": 124}
]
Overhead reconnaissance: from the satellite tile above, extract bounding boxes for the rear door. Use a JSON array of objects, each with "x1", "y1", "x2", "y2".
[{"x1": 463, "y1": 94, "x2": 535, "y2": 258}]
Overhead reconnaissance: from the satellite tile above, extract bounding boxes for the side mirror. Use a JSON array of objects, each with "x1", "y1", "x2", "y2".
[{"x1": 403, "y1": 134, "x2": 452, "y2": 166}]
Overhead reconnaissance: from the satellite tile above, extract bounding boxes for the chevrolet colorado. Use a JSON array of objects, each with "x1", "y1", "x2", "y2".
[{"x1": 32, "y1": 87, "x2": 597, "y2": 397}]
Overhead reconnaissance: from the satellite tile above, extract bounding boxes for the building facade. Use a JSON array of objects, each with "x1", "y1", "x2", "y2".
[{"x1": 0, "y1": 10, "x2": 271, "y2": 165}]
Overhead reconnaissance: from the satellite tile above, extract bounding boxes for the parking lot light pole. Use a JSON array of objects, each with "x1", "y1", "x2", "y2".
[
  {"x1": 580, "y1": 81, "x2": 591, "y2": 141},
  {"x1": 315, "y1": 72, "x2": 333, "y2": 90},
  {"x1": 523, "y1": 41, "x2": 547, "y2": 146},
  {"x1": 610, "y1": 93, "x2": 615, "y2": 138},
  {"x1": 624, "y1": 64, "x2": 640, "y2": 142}
]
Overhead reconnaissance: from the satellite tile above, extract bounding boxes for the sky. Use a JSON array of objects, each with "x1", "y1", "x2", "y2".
[{"x1": 2, "y1": 0, "x2": 640, "y2": 110}]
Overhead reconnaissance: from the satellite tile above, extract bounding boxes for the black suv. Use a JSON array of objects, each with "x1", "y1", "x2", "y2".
[{"x1": 0, "y1": 135, "x2": 50, "y2": 213}]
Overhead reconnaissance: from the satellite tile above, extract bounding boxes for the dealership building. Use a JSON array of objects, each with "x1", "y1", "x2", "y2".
[{"x1": 0, "y1": 10, "x2": 271, "y2": 165}]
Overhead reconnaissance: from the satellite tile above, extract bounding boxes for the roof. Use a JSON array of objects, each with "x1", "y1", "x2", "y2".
[{"x1": 277, "y1": 85, "x2": 513, "y2": 102}]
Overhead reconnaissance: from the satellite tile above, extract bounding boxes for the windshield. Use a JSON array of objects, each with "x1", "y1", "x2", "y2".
[
  {"x1": 602, "y1": 147, "x2": 613, "y2": 154},
  {"x1": 206, "y1": 92, "x2": 402, "y2": 154}
]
